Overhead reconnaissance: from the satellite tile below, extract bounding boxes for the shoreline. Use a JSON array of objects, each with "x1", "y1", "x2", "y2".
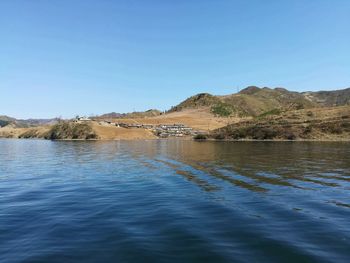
[
  {"x1": 1, "y1": 137, "x2": 350, "y2": 142},
  {"x1": 201, "y1": 138, "x2": 350, "y2": 142}
]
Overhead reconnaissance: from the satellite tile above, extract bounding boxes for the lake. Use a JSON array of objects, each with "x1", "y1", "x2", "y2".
[{"x1": 0, "y1": 139, "x2": 349, "y2": 262}]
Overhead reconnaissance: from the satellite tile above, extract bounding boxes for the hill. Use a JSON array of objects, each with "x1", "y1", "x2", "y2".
[
  {"x1": 0, "y1": 115, "x2": 58, "y2": 128},
  {"x1": 168, "y1": 86, "x2": 350, "y2": 118},
  {"x1": 210, "y1": 106, "x2": 350, "y2": 141},
  {"x1": 1, "y1": 86, "x2": 350, "y2": 141},
  {"x1": 97, "y1": 109, "x2": 162, "y2": 119},
  {"x1": 168, "y1": 93, "x2": 221, "y2": 112},
  {"x1": 0, "y1": 116, "x2": 16, "y2": 128},
  {"x1": 303, "y1": 88, "x2": 350, "y2": 106},
  {"x1": 9, "y1": 121, "x2": 157, "y2": 140}
]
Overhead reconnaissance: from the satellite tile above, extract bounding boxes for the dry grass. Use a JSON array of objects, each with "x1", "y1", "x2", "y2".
[
  {"x1": 212, "y1": 106, "x2": 350, "y2": 140},
  {"x1": 108, "y1": 108, "x2": 243, "y2": 131},
  {"x1": 91, "y1": 122, "x2": 157, "y2": 140},
  {"x1": 0, "y1": 126, "x2": 50, "y2": 139},
  {"x1": 2, "y1": 106, "x2": 349, "y2": 141}
]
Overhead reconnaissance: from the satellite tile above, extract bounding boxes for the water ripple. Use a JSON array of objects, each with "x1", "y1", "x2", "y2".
[{"x1": 0, "y1": 139, "x2": 349, "y2": 262}]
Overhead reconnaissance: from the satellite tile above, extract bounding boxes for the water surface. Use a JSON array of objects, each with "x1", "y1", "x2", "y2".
[{"x1": 0, "y1": 139, "x2": 349, "y2": 262}]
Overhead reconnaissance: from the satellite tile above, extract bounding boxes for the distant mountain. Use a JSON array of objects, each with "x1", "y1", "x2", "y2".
[
  {"x1": 303, "y1": 88, "x2": 350, "y2": 106},
  {"x1": 0, "y1": 115, "x2": 58, "y2": 128},
  {"x1": 169, "y1": 87, "x2": 350, "y2": 117},
  {"x1": 2, "y1": 87, "x2": 350, "y2": 127},
  {"x1": 0, "y1": 116, "x2": 16, "y2": 127},
  {"x1": 97, "y1": 112, "x2": 124, "y2": 118},
  {"x1": 98, "y1": 109, "x2": 162, "y2": 119}
]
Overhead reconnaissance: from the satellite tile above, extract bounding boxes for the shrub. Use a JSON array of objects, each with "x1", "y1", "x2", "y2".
[
  {"x1": 45, "y1": 122, "x2": 98, "y2": 140},
  {"x1": 306, "y1": 111, "x2": 314, "y2": 117},
  {"x1": 211, "y1": 103, "x2": 234, "y2": 117},
  {"x1": 330, "y1": 126, "x2": 342, "y2": 134},
  {"x1": 283, "y1": 131, "x2": 297, "y2": 140},
  {"x1": 251, "y1": 127, "x2": 277, "y2": 140},
  {"x1": 230, "y1": 128, "x2": 247, "y2": 139},
  {"x1": 341, "y1": 121, "x2": 350, "y2": 131},
  {"x1": 303, "y1": 125, "x2": 313, "y2": 134},
  {"x1": 320, "y1": 123, "x2": 342, "y2": 134},
  {"x1": 257, "y1": 109, "x2": 282, "y2": 119},
  {"x1": 19, "y1": 129, "x2": 39, "y2": 139},
  {"x1": 214, "y1": 133, "x2": 226, "y2": 140},
  {"x1": 194, "y1": 134, "x2": 207, "y2": 140}
]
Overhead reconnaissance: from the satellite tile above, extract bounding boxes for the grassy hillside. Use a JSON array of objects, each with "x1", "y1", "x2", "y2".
[
  {"x1": 210, "y1": 106, "x2": 350, "y2": 140},
  {"x1": 2, "y1": 86, "x2": 350, "y2": 141},
  {"x1": 44, "y1": 122, "x2": 98, "y2": 140},
  {"x1": 15, "y1": 122, "x2": 98, "y2": 140},
  {"x1": 168, "y1": 93, "x2": 221, "y2": 112},
  {"x1": 168, "y1": 87, "x2": 350, "y2": 118}
]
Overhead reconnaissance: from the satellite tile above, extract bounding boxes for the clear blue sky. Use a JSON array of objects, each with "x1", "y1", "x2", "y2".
[{"x1": 1, "y1": 0, "x2": 349, "y2": 119}]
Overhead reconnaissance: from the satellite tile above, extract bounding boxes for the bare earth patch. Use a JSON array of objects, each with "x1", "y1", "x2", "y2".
[
  {"x1": 91, "y1": 122, "x2": 157, "y2": 140},
  {"x1": 107, "y1": 108, "x2": 244, "y2": 132}
]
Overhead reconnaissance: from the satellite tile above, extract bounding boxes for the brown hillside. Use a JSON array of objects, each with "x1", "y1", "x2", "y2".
[
  {"x1": 168, "y1": 86, "x2": 320, "y2": 118},
  {"x1": 109, "y1": 108, "x2": 240, "y2": 131},
  {"x1": 211, "y1": 106, "x2": 350, "y2": 141},
  {"x1": 91, "y1": 122, "x2": 157, "y2": 140}
]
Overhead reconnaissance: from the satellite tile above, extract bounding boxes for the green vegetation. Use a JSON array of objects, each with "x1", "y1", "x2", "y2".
[
  {"x1": 218, "y1": 125, "x2": 297, "y2": 140},
  {"x1": 257, "y1": 109, "x2": 282, "y2": 119},
  {"x1": 319, "y1": 122, "x2": 343, "y2": 134},
  {"x1": 45, "y1": 122, "x2": 98, "y2": 140},
  {"x1": 163, "y1": 86, "x2": 350, "y2": 120},
  {"x1": 211, "y1": 103, "x2": 234, "y2": 117},
  {"x1": 168, "y1": 93, "x2": 221, "y2": 112},
  {"x1": 98, "y1": 109, "x2": 162, "y2": 119},
  {"x1": 213, "y1": 133, "x2": 226, "y2": 140},
  {"x1": 211, "y1": 111, "x2": 350, "y2": 141}
]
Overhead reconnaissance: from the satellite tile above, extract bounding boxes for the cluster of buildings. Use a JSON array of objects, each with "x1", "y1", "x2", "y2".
[
  {"x1": 74, "y1": 116, "x2": 92, "y2": 122},
  {"x1": 73, "y1": 117, "x2": 195, "y2": 138},
  {"x1": 116, "y1": 123, "x2": 194, "y2": 137},
  {"x1": 154, "y1": 124, "x2": 193, "y2": 137},
  {"x1": 106, "y1": 121, "x2": 194, "y2": 137}
]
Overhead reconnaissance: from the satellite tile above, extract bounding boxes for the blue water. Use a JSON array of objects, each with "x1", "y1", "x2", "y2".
[{"x1": 0, "y1": 139, "x2": 349, "y2": 263}]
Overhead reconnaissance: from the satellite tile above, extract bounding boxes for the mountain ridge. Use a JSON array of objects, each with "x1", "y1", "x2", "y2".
[
  {"x1": 2, "y1": 86, "x2": 350, "y2": 127},
  {"x1": 169, "y1": 86, "x2": 350, "y2": 117},
  {"x1": 0, "y1": 116, "x2": 58, "y2": 128}
]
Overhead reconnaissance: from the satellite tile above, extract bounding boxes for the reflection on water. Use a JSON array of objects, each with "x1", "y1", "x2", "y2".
[{"x1": 0, "y1": 139, "x2": 349, "y2": 262}]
